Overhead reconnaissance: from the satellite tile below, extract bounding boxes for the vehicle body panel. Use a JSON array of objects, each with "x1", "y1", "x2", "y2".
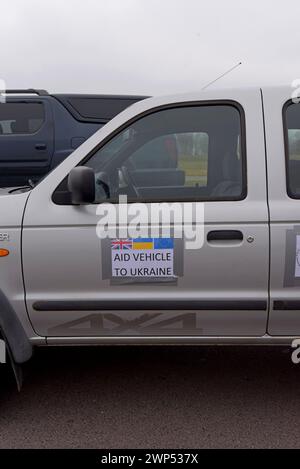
[
  {"x1": 0, "y1": 192, "x2": 39, "y2": 349},
  {"x1": 263, "y1": 86, "x2": 300, "y2": 335},
  {"x1": 22, "y1": 88, "x2": 269, "y2": 338}
]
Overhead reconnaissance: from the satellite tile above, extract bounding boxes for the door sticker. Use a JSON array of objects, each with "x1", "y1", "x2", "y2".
[
  {"x1": 47, "y1": 311, "x2": 203, "y2": 336},
  {"x1": 111, "y1": 238, "x2": 174, "y2": 278},
  {"x1": 101, "y1": 237, "x2": 184, "y2": 285},
  {"x1": 284, "y1": 227, "x2": 300, "y2": 287}
]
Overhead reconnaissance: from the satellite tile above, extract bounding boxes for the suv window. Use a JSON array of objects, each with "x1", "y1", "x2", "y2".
[
  {"x1": 85, "y1": 103, "x2": 245, "y2": 203},
  {"x1": 284, "y1": 102, "x2": 300, "y2": 197},
  {"x1": 0, "y1": 102, "x2": 45, "y2": 135}
]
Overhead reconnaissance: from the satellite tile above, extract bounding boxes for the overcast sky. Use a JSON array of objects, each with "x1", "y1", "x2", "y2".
[{"x1": 1, "y1": 0, "x2": 299, "y2": 96}]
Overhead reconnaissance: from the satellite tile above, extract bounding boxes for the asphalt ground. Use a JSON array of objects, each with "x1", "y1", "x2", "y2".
[{"x1": 0, "y1": 345, "x2": 299, "y2": 448}]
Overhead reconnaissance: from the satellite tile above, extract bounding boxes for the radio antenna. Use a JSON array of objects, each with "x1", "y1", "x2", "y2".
[{"x1": 201, "y1": 61, "x2": 242, "y2": 90}]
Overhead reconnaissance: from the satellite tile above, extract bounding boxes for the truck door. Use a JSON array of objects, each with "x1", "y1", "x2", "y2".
[
  {"x1": 263, "y1": 87, "x2": 300, "y2": 335},
  {"x1": 23, "y1": 89, "x2": 269, "y2": 339},
  {"x1": 0, "y1": 98, "x2": 54, "y2": 186}
]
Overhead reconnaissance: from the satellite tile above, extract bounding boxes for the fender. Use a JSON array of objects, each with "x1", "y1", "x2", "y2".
[{"x1": 0, "y1": 290, "x2": 32, "y2": 364}]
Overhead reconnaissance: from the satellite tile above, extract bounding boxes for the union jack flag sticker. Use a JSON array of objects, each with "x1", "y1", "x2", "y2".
[{"x1": 111, "y1": 239, "x2": 133, "y2": 250}]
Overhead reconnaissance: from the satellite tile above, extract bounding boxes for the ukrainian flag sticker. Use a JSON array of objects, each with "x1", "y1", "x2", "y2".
[{"x1": 132, "y1": 238, "x2": 154, "y2": 250}]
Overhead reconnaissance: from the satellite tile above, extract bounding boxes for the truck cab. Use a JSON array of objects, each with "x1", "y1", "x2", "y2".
[{"x1": 1, "y1": 85, "x2": 300, "y2": 372}]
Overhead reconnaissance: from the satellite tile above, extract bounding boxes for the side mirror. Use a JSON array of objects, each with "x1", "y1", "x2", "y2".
[{"x1": 68, "y1": 166, "x2": 95, "y2": 204}]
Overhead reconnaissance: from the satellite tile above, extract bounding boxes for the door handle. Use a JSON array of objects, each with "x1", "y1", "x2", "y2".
[
  {"x1": 207, "y1": 230, "x2": 243, "y2": 242},
  {"x1": 35, "y1": 143, "x2": 47, "y2": 150}
]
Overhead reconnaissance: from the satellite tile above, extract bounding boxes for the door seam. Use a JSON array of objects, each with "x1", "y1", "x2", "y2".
[{"x1": 260, "y1": 88, "x2": 271, "y2": 333}]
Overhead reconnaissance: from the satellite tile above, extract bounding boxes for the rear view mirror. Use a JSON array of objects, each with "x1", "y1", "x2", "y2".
[{"x1": 68, "y1": 166, "x2": 95, "y2": 204}]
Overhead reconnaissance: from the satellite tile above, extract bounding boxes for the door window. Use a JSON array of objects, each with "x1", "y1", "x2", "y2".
[
  {"x1": 284, "y1": 101, "x2": 300, "y2": 198},
  {"x1": 0, "y1": 102, "x2": 45, "y2": 135},
  {"x1": 84, "y1": 103, "x2": 246, "y2": 202}
]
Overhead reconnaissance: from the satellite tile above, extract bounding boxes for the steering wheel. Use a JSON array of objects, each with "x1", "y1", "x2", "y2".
[{"x1": 120, "y1": 165, "x2": 140, "y2": 198}]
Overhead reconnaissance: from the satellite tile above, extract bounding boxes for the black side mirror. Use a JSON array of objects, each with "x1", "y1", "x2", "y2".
[{"x1": 68, "y1": 166, "x2": 95, "y2": 204}]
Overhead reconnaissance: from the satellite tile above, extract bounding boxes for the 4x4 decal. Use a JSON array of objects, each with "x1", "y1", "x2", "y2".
[{"x1": 47, "y1": 312, "x2": 203, "y2": 336}]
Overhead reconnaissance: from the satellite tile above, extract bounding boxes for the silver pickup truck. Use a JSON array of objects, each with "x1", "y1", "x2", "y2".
[{"x1": 1, "y1": 85, "x2": 300, "y2": 384}]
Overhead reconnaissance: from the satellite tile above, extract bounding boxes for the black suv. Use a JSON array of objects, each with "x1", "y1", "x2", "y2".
[{"x1": 0, "y1": 89, "x2": 146, "y2": 186}]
